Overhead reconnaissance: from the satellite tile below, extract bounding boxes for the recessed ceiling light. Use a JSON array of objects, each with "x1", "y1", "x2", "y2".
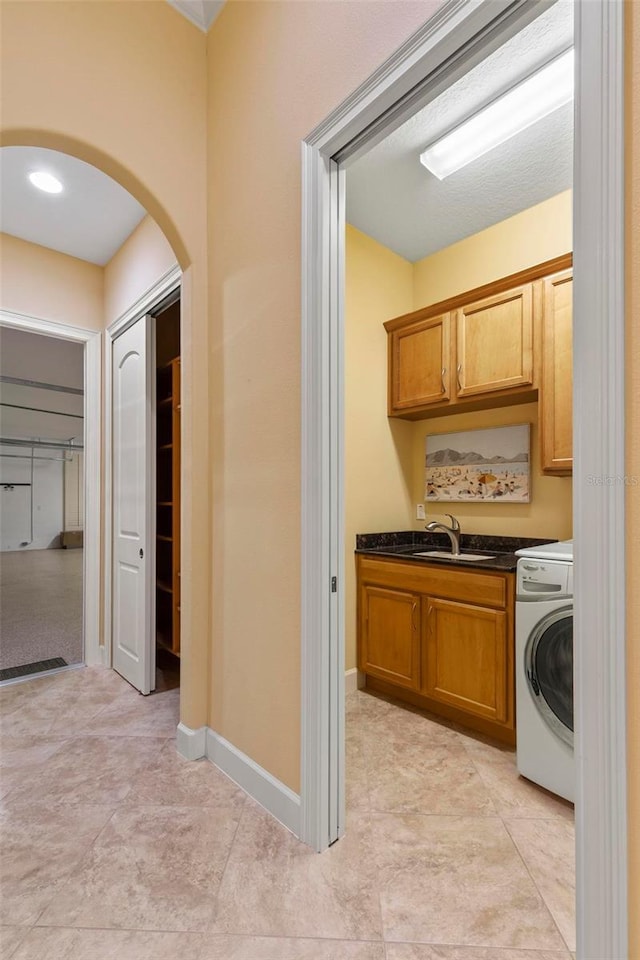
[
  {"x1": 28, "y1": 171, "x2": 63, "y2": 194},
  {"x1": 420, "y1": 48, "x2": 574, "y2": 180}
]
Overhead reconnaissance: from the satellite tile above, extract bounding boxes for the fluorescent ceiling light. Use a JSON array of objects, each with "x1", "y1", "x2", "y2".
[
  {"x1": 420, "y1": 48, "x2": 574, "y2": 180},
  {"x1": 28, "y1": 171, "x2": 63, "y2": 194}
]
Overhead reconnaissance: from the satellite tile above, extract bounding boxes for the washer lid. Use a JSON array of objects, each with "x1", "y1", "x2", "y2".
[{"x1": 516, "y1": 539, "x2": 574, "y2": 562}]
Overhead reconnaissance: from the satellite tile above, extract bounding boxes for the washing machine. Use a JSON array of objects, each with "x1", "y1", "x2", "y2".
[{"x1": 514, "y1": 540, "x2": 574, "y2": 802}]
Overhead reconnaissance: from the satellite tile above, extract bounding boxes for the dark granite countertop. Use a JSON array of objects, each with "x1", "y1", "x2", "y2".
[{"x1": 355, "y1": 531, "x2": 557, "y2": 573}]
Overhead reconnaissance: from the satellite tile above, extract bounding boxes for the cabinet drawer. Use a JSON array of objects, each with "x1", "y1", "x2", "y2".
[{"x1": 357, "y1": 555, "x2": 508, "y2": 609}]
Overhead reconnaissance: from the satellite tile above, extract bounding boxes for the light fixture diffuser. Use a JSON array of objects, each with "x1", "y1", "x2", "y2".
[
  {"x1": 420, "y1": 48, "x2": 574, "y2": 181},
  {"x1": 28, "y1": 171, "x2": 63, "y2": 194}
]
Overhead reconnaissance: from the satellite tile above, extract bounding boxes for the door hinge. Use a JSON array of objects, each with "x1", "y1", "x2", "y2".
[{"x1": 331, "y1": 576, "x2": 337, "y2": 593}]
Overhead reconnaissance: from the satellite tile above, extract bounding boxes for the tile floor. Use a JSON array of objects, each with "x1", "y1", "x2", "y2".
[{"x1": 0, "y1": 667, "x2": 575, "y2": 960}]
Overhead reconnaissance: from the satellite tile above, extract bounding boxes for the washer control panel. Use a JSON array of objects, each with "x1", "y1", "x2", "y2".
[{"x1": 516, "y1": 557, "x2": 573, "y2": 599}]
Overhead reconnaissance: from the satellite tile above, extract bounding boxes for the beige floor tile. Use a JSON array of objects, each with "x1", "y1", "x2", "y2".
[
  {"x1": 372, "y1": 813, "x2": 566, "y2": 951},
  {"x1": 0, "y1": 675, "x2": 60, "y2": 716},
  {"x1": 356, "y1": 695, "x2": 459, "y2": 748},
  {"x1": 124, "y1": 740, "x2": 247, "y2": 808},
  {"x1": 0, "y1": 803, "x2": 115, "y2": 926},
  {"x1": 0, "y1": 925, "x2": 32, "y2": 959},
  {"x1": 0, "y1": 736, "x2": 68, "y2": 771},
  {"x1": 38, "y1": 803, "x2": 241, "y2": 931},
  {"x1": 385, "y1": 945, "x2": 572, "y2": 959},
  {"x1": 0, "y1": 668, "x2": 133, "y2": 738},
  {"x1": 10, "y1": 927, "x2": 204, "y2": 960},
  {"x1": 211, "y1": 801, "x2": 382, "y2": 941},
  {"x1": 1, "y1": 696, "x2": 106, "y2": 738},
  {"x1": 345, "y1": 725, "x2": 370, "y2": 814},
  {"x1": 460, "y1": 737, "x2": 574, "y2": 821},
  {"x1": 505, "y1": 819, "x2": 576, "y2": 952},
  {"x1": 3, "y1": 736, "x2": 166, "y2": 806},
  {"x1": 200, "y1": 937, "x2": 385, "y2": 959},
  {"x1": 81, "y1": 688, "x2": 180, "y2": 738},
  {"x1": 365, "y1": 736, "x2": 496, "y2": 817}
]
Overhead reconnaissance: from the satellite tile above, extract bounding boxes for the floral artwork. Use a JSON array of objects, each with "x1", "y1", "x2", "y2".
[{"x1": 425, "y1": 424, "x2": 530, "y2": 502}]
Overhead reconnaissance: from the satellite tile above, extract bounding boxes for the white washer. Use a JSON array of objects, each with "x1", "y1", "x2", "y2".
[{"x1": 514, "y1": 540, "x2": 574, "y2": 802}]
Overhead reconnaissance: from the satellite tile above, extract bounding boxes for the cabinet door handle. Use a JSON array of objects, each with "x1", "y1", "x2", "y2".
[
  {"x1": 456, "y1": 363, "x2": 463, "y2": 391},
  {"x1": 441, "y1": 368, "x2": 446, "y2": 394},
  {"x1": 411, "y1": 601, "x2": 417, "y2": 632}
]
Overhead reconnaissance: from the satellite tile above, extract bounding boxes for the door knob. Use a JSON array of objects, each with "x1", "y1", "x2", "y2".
[{"x1": 139, "y1": 548, "x2": 144, "y2": 559}]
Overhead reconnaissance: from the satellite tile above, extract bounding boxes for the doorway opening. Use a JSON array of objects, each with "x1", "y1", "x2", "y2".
[
  {"x1": 108, "y1": 276, "x2": 183, "y2": 698},
  {"x1": 153, "y1": 292, "x2": 181, "y2": 693},
  {"x1": 341, "y1": 2, "x2": 575, "y2": 951},
  {"x1": 1, "y1": 143, "x2": 185, "y2": 707},
  {"x1": 301, "y1": 0, "x2": 626, "y2": 957},
  {"x1": 0, "y1": 326, "x2": 86, "y2": 682}
]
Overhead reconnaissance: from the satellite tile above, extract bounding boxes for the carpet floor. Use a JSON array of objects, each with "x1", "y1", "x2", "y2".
[{"x1": 0, "y1": 549, "x2": 83, "y2": 671}]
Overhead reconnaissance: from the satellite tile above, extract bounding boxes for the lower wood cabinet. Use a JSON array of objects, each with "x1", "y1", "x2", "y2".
[
  {"x1": 423, "y1": 597, "x2": 507, "y2": 723},
  {"x1": 359, "y1": 584, "x2": 420, "y2": 690},
  {"x1": 357, "y1": 554, "x2": 515, "y2": 743}
]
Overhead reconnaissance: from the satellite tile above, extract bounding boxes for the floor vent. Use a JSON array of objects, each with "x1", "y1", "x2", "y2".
[{"x1": 0, "y1": 657, "x2": 68, "y2": 682}]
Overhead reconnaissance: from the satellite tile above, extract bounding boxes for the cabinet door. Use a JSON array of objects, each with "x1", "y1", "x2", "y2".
[
  {"x1": 541, "y1": 270, "x2": 573, "y2": 473},
  {"x1": 390, "y1": 313, "x2": 450, "y2": 412},
  {"x1": 422, "y1": 597, "x2": 507, "y2": 722},
  {"x1": 455, "y1": 285, "x2": 534, "y2": 397},
  {"x1": 359, "y1": 584, "x2": 420, "y2": 690}
]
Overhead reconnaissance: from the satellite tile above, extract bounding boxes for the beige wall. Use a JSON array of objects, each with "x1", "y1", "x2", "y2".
[
  {"x1": 1, "y1": 0, "x2": 210, "y2": 730},
  {"x1": 410, "y1": 192, "x2": 573, "y2": 540},
  {"x1": 412, "y1": 403, "x2": 572, "y2": 540},
  {"x1": 345, "y1": 225, "x2": 415, "y2": 671},
  {"x1": 104, "y1": 216, "x2": 177, "y2": 326},
  {"x1": 207, "y1": 0, "x2": 439, "y2": 791},
  {"x1": 412, "y1": 191, "x2": 572, "y2": 306},
  {"x1": 0, "y1": 233, "x2": 103, "y2": 330},
  {"x1": 626, "y1": 3, "x2": 639, "y2": 955}
]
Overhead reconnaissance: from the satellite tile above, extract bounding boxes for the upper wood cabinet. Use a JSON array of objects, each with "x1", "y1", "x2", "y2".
[
  {"x1": 384, "y1": 254, "x2": 572, "y2": 420},
  {"x1": 455, "y1": 285, "x2": 534, "y2": 398},
  {"x1": 389, "y1": 313, "x2": 450, "y2": 411},
  {"x1": 540, "y1": 269, "x2": 573, "y2": 473}
]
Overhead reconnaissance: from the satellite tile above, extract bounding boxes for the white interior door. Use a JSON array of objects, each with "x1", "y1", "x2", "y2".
[{"x1": 112, "y1": 315, "x2": 155, "y2": 694}]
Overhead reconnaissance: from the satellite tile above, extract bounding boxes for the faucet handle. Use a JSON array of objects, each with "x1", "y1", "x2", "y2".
[{"x1": 445, "y1": 513, "x2": 460, "y2": 531}]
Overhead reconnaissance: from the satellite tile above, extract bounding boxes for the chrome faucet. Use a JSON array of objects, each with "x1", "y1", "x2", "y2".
[{"x1": 425, "y1": 514, "x2": 461, "y2": 555}]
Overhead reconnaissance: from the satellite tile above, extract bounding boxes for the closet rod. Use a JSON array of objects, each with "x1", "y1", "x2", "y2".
[
  {"x1": 0, "y1": 402, "x2": 83, "y2": 419},
  {"x1": 0, "y1": 375, "x2": 84, "y2": 396},
  {"x1": 0, "y1": 437, "x2": 84, "y2": 452},
  {"x1": 0, "y1": 452, "x2": 70, "y2": 462}
]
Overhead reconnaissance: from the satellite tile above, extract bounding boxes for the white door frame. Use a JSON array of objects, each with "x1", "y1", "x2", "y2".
[
  {"x1": 0, "y1": 310, "x2": 102, "y2": 666},
  {"x1": 103, "y1": 265, "x2": 181, "y2": 672},
  {"x1": 300, "y1": 2, "x2": 627, "y2": 959}
]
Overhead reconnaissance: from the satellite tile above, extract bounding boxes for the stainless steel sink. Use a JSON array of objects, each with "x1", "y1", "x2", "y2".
[{"x1": 413, "y1": 550, "x2": 496, "y2": 561}]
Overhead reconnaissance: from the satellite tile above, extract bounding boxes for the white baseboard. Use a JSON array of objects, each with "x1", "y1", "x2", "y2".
[
  {"x1": 345, "y1": 667, "x2": 365, "y2": 694},
  {"x1": 176, "y1": 722, "x2": 207, "y2": 760},
  {"x1": 206, "y1": 729, "x2": 301, "y2": 837}
]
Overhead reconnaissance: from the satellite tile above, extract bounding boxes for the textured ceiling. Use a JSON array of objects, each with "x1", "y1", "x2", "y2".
[
  {"x1": 346, "y1": 0, "x2": 574, "y2": 263},
  {"x1": 0, "y1": 147, "x2": 145, "y2": 266}
]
